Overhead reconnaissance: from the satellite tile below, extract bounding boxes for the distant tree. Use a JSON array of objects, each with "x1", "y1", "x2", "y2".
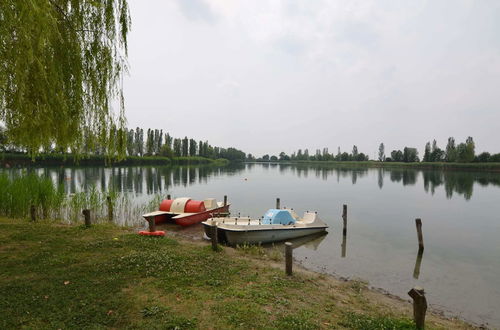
[
  {"x1": 445, "y1": 137, "x2": 457, "y2": 162},
  {"x1": 357, "y1": 153, "x2": 369, "y2": 161},
  {"x1": 279, "y1": 152, "x2": 290, "y2": 161},
  {"x1": 304, "y1": 149, "x2": 309, "y2": 160},
  {"x1": 159, "y1": 144, "x2": 174, "y2": 158},
  {"x1": 340, "y1": 152, "x2": 350, "y2": 161},
  {"x1": 270, "y1": 155, "x2": 278, "y2": 161},
  {"x1": 465, "y1": 136, "x2": 475, "y2": 162},
  {"x1": 262, "y1": 154, "x2": 270, "y2": 161},
  {"x1": 378, "y1": 143, "x2": 385, "y2": 162},
  {"x1": 126, "y1": 129, "x2": 135, "y2": 156},
  {"x1": 352, "y1": 145, "x2": 358, "y2": 159},
  {"x1": 173, "y1": 138, "x2": 182, "y2": 156},
  {"x1": 423, "y1": 142, "x2": 431, "y2": 162},
  {"x1": 246, "y1": 153, "x2": 255, "y2": 161},
  {"x1": 391, "y1": 150, "x2": 403, "y2": 162},
  {"x1": 475, "y1": 152, "x2": 491, "y2": 163},
  {"x1": 157, "y1": 130, "x2": 163, "y2": 154},
  {"x1": 189, "y1": 139, "x2": 197, "y2": 156},
  {"x1": 430, "y1": 139, "x2": 444, "y2": 162},
  {"x1": 403, "y1": 147, "x2": 419, "y2": 163},
  {"x1": 490, "y1": 153, "x2": 500, "y2": 162},
  {"x1": 181, "y1": 137, "x2": 189, "y2": 157},
  {"x1": 145, "y1": 129, "x2": 154, "y2": 155}
]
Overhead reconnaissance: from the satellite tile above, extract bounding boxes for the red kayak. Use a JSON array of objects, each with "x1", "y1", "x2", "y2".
[{"x1": 143, "y1": 197, "x2": 230, "y2": 227}]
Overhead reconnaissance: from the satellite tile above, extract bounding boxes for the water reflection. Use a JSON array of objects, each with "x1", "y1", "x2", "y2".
[
  {"x1": 3, "y1": 163, "x2": 245, "y2": 195},
  {"x1": 3, "y1": 163, "x2": 500, "y2": 201},
  {"x1": 276, "y1": 164, "x2": 500, "y2": 200}
]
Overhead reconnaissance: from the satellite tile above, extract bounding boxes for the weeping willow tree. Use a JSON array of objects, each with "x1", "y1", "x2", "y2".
[{"x1": 0, "y1": 0, "x2": 130, "y2": 160}]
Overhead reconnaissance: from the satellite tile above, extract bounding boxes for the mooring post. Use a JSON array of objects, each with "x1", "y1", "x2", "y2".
[
  {"x1": 147, "y1": 216, "x2": 156, "y2": 232},
  {"x1": 342, "y1": 204, "x2": 347, "y2": 235},
  {"x1": 408, "y1": 286, "x2": 427, "y2": 329},
  {"x1": 30, "y1": 205, "x2": 36, "y2": 222},
  {"x1": 413, "y1": 249, "x2": 424, "y2": 279},
  {"x1": 285, "y1": 242, "x2": 293, "y2": 275},
  {"x1": 82, "y1": 209, "x2": 91, "y2": 228},
  {"x1": 211, "y1": 223, "x2": 218, "y2": 251},
  {"x1": 167, "y1": 194, "x2": 171, "y2": 200},
  {"x1": 223, "y1": 195, "x2": 227, "y2": 206},
  {"x1": 107, "y1": 196, "x2": 113, "y2": 222},
  {"x1": 276, "y1": 198, "x2": 281, "y2": 209},
  {"x1": 415, "y1": 218, "x2": 424, "y2": 251}
]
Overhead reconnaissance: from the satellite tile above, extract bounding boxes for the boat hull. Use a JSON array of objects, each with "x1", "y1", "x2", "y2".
[
  {"x1": 203, "y1": 223, "x2": 327, "y2": 245},
  {"x1": 155, "y1": 205, "x2": 230, "y2": 226}
]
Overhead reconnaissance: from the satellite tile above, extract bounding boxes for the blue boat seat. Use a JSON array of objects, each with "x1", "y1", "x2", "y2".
[{"x1": 262, "y1": 209, "x2": 296, "y2": 225}]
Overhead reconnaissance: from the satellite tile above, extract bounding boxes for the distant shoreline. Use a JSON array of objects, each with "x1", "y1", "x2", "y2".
[
  {"x1": 247, "y1": 160, "x2": 500, "y2": 172},
  {"x1": 0, "y1": 153, "x2": 229, "y2": 167}
]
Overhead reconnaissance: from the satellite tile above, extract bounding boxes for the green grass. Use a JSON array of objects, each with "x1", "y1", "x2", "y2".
[
  {"x1": 339, "y1": 312, "x2": 415, "y2": 330},
  {"x1": 0, "y1": 218, "x2": 473, "y2": 329}
]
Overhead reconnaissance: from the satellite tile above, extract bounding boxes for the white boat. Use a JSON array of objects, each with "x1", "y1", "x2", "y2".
[{"x1": 202, "y1": 208, "x2": 328, "y2": 245}]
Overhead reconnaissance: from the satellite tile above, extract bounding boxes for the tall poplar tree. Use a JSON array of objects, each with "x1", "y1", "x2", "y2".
[{"x1": 0, "y1": 1, "x2": 131, "y2": 158}]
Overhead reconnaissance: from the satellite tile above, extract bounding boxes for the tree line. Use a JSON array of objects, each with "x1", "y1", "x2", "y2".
[
  {"x1": 251, "y1": 146, "x2": 370, "y2": 162},
  {"x1": 0, "y1": 125, "x2": 246, "y2": 162},
  {"x1": 378, "y1": 137, "x2": 500, "y2": 163},
  {"x1": 250, "y1": 136, "x2": 499, "y2": 164},
  {"x1": 124, "y1": 128, "x2": 245, "y2": 161}
]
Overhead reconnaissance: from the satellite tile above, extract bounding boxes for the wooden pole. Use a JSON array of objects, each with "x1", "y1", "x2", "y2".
[
  {"x1": 107, "y1": 196, "x2": 113, "y2": 222},
  {"x1": 147, "y1": 216, "x2": 156, "y2": 232},
  {"x1": 408, "y1": 286, "x2": 427, "y2": 329},
  {"x1": 167, "y1": 194, "x2": 171, "y2": 200},
  {"x1": 342, "y1": 204, "x2": 347, "y2": 235},
  {"x1": 30, "y1": 205, "x2": 36, "y2": 222},
  {"x1": 415, "y1": 218, "x2": 424, "y2": 251},
  {"x1": 82, "y1": 209, "x2": 91, "y2": 228},
  {"x1": 285, "y1": 242, "x2": 293, "y2": 275},
  {"x1": 276, "y1": 198, "x2": 280, "y2": 209},
  {"x1": 211, "y1": 224, "x2": 218, "y2": 251},
  {"x1": 413, "y1": 249, "x2": 424, "y2": 279},
  {"x1": 223, "y1": 195, "x2": 227, "y2": 206}
]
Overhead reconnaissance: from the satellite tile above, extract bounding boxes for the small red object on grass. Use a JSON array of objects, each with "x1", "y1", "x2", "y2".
[{"x1": 138, "y1": 230, "x2": 165, "y2": 237}]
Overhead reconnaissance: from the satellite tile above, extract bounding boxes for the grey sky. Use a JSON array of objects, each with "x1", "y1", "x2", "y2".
[{"x1": 123, "y1": 0, "x2": 500, "y2": 157}]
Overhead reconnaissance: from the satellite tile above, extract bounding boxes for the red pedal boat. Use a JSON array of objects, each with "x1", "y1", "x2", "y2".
[{"x1": 142, "y1": 197, "x2": 230, "y2": 227}]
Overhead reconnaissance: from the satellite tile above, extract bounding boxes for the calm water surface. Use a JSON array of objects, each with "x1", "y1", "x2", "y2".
[{"x1": 7, "y1": 163, "x2": 500, "y2": 327}]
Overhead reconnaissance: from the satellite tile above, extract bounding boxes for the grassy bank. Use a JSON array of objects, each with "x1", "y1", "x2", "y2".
[
  {"x1": 255, "y1": 160, "x2": 500, "y2": 172},
  {"x1": 0, "y1": 218, "x2": 473, "y2": 329},
  {"x1": 0, "y1": 153, "x2": 229, "y2": 167}
]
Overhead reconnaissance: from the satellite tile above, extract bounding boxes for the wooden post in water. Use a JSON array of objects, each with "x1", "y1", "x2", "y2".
[
  {"x1": 415, "y1": 218, "x2": 424, "y2": 251},
  {"x1": 211, "y1": 223, "x2": 218, "y2": 251},
  {"x1": 146, "y1": 216, "x2": 156, "y2": 232},
  {"x1": 276, "y1": 198, "x2": 281, "y2": 209},
  {"x1": 341, "y1": 204, "x2": 347, "y2": 257},
  {"x1": 342, "y1": 204, "x2": 347, "y2": 235},
  {"x1": 285, "y1": 242, "x2": 293, "y2": 275},
  {"x1": 223, "y1": 195, "x2": 227, "y2": 206},
  {"x1": 413, "y1": 249, "x2": 424, "y2": 279},
  {"x1": 167, "y1": 194, "x2": 171, "y2": 200},
  {"x1": 30, "y1": 205, "x2": 36, "y2": 222},
  {"x1": 82, "y1": 209, "x2": 91, "y2": 228},
  {"x1": 408, "y1": 286, "x2": 427, "y2": 329},
  {"x1": 107, "y1": 196, "x2": 113, "y2": 222}
]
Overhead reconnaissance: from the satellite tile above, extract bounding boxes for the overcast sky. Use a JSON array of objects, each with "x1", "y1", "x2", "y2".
[{"x1": 123, "y1": 0, "x2": 500, "y2": 158}]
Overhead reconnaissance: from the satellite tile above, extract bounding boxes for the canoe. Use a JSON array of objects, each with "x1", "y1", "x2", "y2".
[{"x1": 202, "y1": 208, "x2": 328, "y2": 245}]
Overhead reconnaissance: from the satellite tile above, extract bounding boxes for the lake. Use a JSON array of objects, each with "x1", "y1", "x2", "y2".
[{"x1": 5, "y1": 163, "x2": 500, "y2": 327}]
